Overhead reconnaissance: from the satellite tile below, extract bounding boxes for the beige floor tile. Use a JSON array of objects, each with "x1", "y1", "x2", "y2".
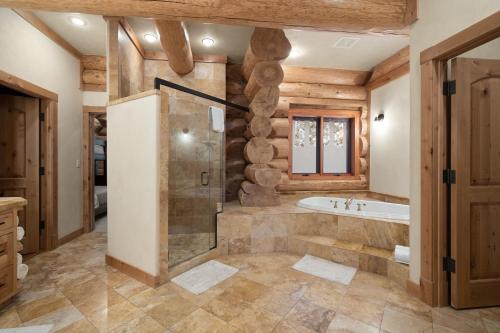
[
  {"x1": 272, "y1": 320, "x2": 316, "y2": 333},
  {"x1": 381, "y1": 306, "x2": 433, "y2": 333},
  {"x1": 285, "y1": 299, "x2": 335, "y2": 333},
  {"x1": 252, "y1": 289, "x2": 301, "y2": 317},
  {"x1": 221, "y1": 276, "x2": 270, "y2": 303},
  {"x1": 146, "y1": 293, "x2": 198, "y2": 329},
  {"x1": 336, "y1": 294, "x2": 385, "y2": 328},
  {"x1": 229, "y1": 307, "x2": 283, "y2": 333},
  {"x1": 327, "y1": 313, "x2": 379, "y2": 333},
  {"x1": 114, "y1": 279, "x2": 150, "y2": 299},
  {"x1": 88, "y1": 300, "x2": 144, "y2": 332},
  {"x1": 304, "y1": 280, "x2": 346, "y2": 310},
  {"x1": 171, "y1": 308, "x2": 242, "y2": 333},
  {"x1": 55, "y1": 318, "x2": 99, "y2": 332},
  {"x1": 110, "y1": 315, "x2": 165, "y2": 333},
  {"x1": 202, "y1": 293, "x2": 250, "y2": 322},
  {"x1": 128, "y1": 287, "x2": 172, "y2": 311},
  {"x1": 0, "y1": 306, "x2": 21, "y2": 328},
  {"x1": 16, "y1": 293, "x2": 71, "y2": 322},
  {"x1": 21, "y1": 305, "x2": 85, "y2": 332},
  {"x1": 386, "y1": 286, "x2": 432, "y2": 322},
  {"x1": 432, "y1": 307, "x2": 486, "y2": 333}
]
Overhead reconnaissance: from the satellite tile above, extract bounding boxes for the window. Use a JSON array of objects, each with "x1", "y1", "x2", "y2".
[{"x1": 289, "y1": 109, "x2": 360, "y2": 180}]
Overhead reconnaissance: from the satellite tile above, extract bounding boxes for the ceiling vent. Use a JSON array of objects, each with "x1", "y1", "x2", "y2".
[{"x1": 333, "y1": 37, "x2": 360, "y2": 49}]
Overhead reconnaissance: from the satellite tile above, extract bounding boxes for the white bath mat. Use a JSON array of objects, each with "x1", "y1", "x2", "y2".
[
  {"x1": 292, "y1": 255, "x2": 357, "y2": 285},
  {"x1": 171, "y1": 260, "x2": 238, "y2": 295},
  {"x1": 0, "y1": 325, "x2": 53, "y2": 333}
]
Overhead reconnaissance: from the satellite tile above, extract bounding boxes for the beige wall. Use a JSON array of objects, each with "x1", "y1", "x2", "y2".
[
  {"x1": 0, "y1": 9, "x2": 83, "y2": 238},
  {"x1": 409, "y1": 0, "x2": 500, "y2": 283},
  {"x1": 370, "y1": 74, "x2": 410, "y2": 198},
  {"x1": 107, "y1": 94, "x2": 161, "y2": 276}
]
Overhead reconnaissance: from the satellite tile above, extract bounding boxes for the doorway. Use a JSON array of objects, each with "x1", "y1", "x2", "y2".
[
  {"x1": 0, "y1": 70, "x2": 58, "y2": 255},
  {"x1": 419, "y1": 13, "x2": 500, "y2": 308}
]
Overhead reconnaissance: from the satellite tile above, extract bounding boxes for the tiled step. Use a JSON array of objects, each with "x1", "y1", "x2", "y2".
[{"x1": 288, "y1": 234, "x2": 409, "y2": 288}]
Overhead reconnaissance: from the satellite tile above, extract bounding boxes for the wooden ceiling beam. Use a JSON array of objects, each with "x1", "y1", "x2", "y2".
[
  {"x1": 118, "y1": 17, "x2": 145, "y2": 57},
  {"x1": 13, "y1": 9, "x2": 82, "y2": 59},
  {"x1": 282, "y1": 66, "x2": 371, "y2": 86},
  {"x1": 154, "y1": 20, "x2": 194, "y2": 75},
  {"x1": 366, "y1": 46, "x2": 410, "y2": 90},
  {"x1": 1, "y1": 0, "x2": 417, "y2": 35}
]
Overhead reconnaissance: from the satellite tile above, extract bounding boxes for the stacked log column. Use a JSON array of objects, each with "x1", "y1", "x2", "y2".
[{"x1": 238, "y1": 28, "x2": 291, "y2": 207}]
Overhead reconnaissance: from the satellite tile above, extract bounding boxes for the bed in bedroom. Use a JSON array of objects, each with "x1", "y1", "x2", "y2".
[{"x1": 94, "y1": 185, "x2": 107, "y2": 216}]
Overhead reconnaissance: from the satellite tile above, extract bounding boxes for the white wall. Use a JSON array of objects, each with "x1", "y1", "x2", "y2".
[
  {"x1": 107, "y1": 94, "x2": 160, "y2": 276},
  {"x1": 409, "y1": 0, "x2": 500, "y2": 283},
  {"x1": 0, "y1": 9, "x2": 83, "y2": 238},
  {"x1": 83, "y1": 91, "x2": 108, "y2": 107},
  {"x1": 370, "y1": 74, "x2": 410, "y2": 198}
]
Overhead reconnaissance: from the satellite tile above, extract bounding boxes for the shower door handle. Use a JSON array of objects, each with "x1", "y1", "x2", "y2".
[{"x1": 201, "y1": 172, "x2": 209, "y2": 186}]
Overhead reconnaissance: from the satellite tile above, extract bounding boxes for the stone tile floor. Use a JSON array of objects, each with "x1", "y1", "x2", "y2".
[{"x1": 0, "y1": 231, "x2": 499, "y2": 332}]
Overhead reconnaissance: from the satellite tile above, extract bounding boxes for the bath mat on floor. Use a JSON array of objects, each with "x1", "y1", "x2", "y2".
[
  {"x1": 0, "y1": 325, "x2": 53, "y2": 333},
  {"x1": 171, "y1": 260, "x2": 238, "y2": 295},
  {"x1": 292, "y1": 255, "x2": 357, "y2": 285}
]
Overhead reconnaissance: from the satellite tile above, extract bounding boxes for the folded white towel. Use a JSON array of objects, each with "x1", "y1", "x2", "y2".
[
  {"x1": 17, "y1": 226, "x2": 24, "y2": 241},
  {"x1": 394, "y1": 245, "x2": 410, "y2": 265},
  {"x1": 209, "y1": 106, "x2": 224, "y2": 133},
  {"x1": 17, "y1": 263, "x2": 28, "y2": 280},
  {"x1": 16, "y1": 216, "x2": 19, "y2": 226},
  {"x1": 17, "y1": 253, "x2": 22, "y2": 266}
]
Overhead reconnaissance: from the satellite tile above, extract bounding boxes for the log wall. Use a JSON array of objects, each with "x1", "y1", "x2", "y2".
[{"x1": 81, "y1": 55, "x2": 106, "y2": 92}]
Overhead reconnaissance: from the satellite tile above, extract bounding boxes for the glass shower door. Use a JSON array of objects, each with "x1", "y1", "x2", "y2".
[{"x1": 168, "y1": 98, "x2": 222, "y2": 267}]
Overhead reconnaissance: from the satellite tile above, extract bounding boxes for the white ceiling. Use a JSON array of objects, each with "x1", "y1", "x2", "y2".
[{"x1": 32, "y1": 11, "x2": 409, "y2": 71}]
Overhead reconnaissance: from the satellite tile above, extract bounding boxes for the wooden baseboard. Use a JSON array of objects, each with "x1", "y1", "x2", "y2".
[
  {"x1": 406, "y1": 279, "x2": 421, "y2": 299},
  {"x1": 105, "y1": 254, "x2": 160, "y2": 288},
  {"x1": 57, "y1": 227, "x2": 84, "y2": 246}
]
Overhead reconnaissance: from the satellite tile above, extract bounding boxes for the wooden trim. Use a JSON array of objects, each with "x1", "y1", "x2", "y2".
[
  {"x1": 143, "y1": 50, "x2": 228, "y2": 64},
  {"x1": 366, "y1": 62, "x2": 409, "y2": 90},
  {"x1": 58, "y1": 227, "x2": 84, "y2": 246},
  {"x1": 420, "y1": 11, "x2": 500, "y2": 64},
  {"x1": 108, "y1": 90, "x2": 160, "y2": 106},
  {"x1": 406, "y1": 279, "x2": 422, "y2": 300},
  {"x1": 13, "y1": 9, "x2": 82, "y2": 59},
  {"x1": 404, "y1": 0, "x2": 418, "y2": 26},
  {"x1": 2, "y1": 0, "x2": 414, "y2": 35},
  {"x1": 82, "y1": 106, "x2": 106, "y2": 234},
  {"x1": 0, "y1": 69, "x2": 58, "y2": 101},
  {"x1": 419, "y1": 13, "x2": 500, "y2": 307},
  {"x1": 106, "y1": 17, "x2": 120, "y2": 102},
  {"x1": 106, "y1": 254, "x2": 160, "y2": 288},
  {"x1": 287, "y1": 109, "x2": 360, "y2": 181},
  {"x1": 82, "y1": 83, "x2": 106, "y2": 92},
  {"x1": 118, "y1": 17, "x2": 145, "y2": 57},
  {"x1": 282, "y1": 66, "x2": 370, "y2": 86}
]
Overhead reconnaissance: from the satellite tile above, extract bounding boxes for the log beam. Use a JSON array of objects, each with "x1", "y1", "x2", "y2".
[
  {"x1": 283, "y1": 66, "x2": 371, "y2": 86},
  {"x1": 280, "y1": 82, "x2": 367, "y2": 100},
  {"x1": 154, "y1": 20, "x2": 194, "y2": 75},
  {"x1": 0, "y1": 0, "x2": 415, "y2": 35},
  {"x1": 366, "y1": 46, "x2": 410, "y2": 90}
]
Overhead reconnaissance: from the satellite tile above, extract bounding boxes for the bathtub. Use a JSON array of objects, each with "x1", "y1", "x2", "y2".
[{"x1": 297, "y1": 196, "x2": 409, "y2": 222}]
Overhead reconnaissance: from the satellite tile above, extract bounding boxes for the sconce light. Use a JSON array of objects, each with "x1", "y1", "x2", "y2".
[
  {"x1": 374, "y1": 112, "x2": 385, "y2": 122},
  {"x1": 182, "y1": 128, "x2": 189, "y2": 134}
]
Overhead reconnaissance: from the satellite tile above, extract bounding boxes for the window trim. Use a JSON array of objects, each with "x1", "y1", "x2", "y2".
[{"x1": 288, "y1": 108, "x2": 360, "y2": 180}]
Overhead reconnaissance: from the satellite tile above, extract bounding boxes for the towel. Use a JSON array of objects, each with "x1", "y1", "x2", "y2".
[
  {"x1": 17, "y1": 263, "x2": 28, "y2": 280},
  {"x1": 17, "y1": 226, "x2": 24, "y2": 241},
  {"x1": 209, "y1": 106, "x2": 224, "y2": 133},
  {"x1": 17, "y1": 253, "x2": 22, "y2": 266},
  {"x1": 394, "y1": 245, "x2": 410, "y2": 265}
]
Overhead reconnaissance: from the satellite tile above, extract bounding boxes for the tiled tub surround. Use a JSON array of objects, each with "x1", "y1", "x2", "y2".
[{"x1": 218, "y1": 196, "x2": 409, "y2": 287}]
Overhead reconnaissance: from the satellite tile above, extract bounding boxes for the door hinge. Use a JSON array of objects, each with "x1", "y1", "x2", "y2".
[
  {"x1": 443, "y1": 169, "x2": 456, "y2": 185},
  {"x1": 39, "y1": 220, "x2": 45, "y2": 231},
  {"x1": 39, "y1": 112, "x2": 45, "y2": 122},
  {"x1": 443, "y1": 256, "x2": 456, "y2": 273},
  {"x1": 443, "y1": 80, "x2": 456, "y2": 96},
  {"x1": 39, "y1": 166, "x2": 45, "y2": 176}
]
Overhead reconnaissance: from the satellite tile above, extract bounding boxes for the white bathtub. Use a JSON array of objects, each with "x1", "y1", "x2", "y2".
[{"x1": 297, "y1": 196, "x2": 409, "y2": 222}]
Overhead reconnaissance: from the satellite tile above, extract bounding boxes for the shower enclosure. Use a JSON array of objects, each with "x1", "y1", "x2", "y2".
[{"x1": 167, "y1": 97, "x2": 224, "y2": 267}]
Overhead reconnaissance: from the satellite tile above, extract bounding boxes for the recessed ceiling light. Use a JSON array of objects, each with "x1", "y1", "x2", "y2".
[
  {"x1": 68, "y1": 16, "x2": 86, "y2": 27},
  {"x1": 288, "y1": 47, "x2": 303, "y2": 59},
  {"x1": 201, "y1": 37, "x2": 215, "y2": 47},
  {"x1": 144, "y1": 33, "x2": 158, "y2": 43}
]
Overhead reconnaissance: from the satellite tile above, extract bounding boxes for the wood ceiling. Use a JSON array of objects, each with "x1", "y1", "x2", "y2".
[{"x1": 0, "y1": 0, "x2": 417, "y2": 35}]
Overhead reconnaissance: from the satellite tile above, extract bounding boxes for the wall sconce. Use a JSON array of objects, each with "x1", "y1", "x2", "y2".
[{"x1": 374, "y1": 112, "x2": 385, "y2": 122}]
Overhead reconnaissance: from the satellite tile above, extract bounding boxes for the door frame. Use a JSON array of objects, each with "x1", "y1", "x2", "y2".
[
  {"x1": 82, "y1": 106, "x2": 106, "y2": 233},
  {"x1": 0, "y1": 69, "x2": 59, "y2": 251},
  {"x1": 419, "y1": 11, "x2": 500, "y2": 307}
]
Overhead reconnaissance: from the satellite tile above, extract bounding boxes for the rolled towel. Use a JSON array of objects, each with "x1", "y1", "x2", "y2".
[
  {"x1": 17, "y1": 226, "x2": 24, "y2": 241},
  {"x1": 394, "y1": 245, "x2": 410, "y2": 265},
  {"x1": 17, "y1": 253, "x2": 22, "y2": 266},
  {"x1": 17, "y1": 263, "x2": 28, "y2": 280},
  {"x1": 16, "y1": 215, "x2": 19, "y2": 226}
]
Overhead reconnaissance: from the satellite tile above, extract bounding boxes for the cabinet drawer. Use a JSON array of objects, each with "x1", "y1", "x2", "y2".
[
  {"x1": 0, "y1": 233, "x2": 14, "y2": 271},
  {"x1": 0, "y1": 266, "x2": 14, "y2": 301},
  {"x1": 0, "y1": 213, "x2": 13, "y2": 234}
]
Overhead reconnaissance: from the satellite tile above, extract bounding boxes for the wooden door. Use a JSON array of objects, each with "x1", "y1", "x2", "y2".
[
  {"x1": 0, "y1": 95, "x2": 40, "y2": 254},
  {"x1": 451, "y1": 58, "x2": 500, "y2": 308}
]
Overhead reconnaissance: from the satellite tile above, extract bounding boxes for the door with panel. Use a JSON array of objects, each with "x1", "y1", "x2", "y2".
[
  {"x1": 0, "y1": 95, "x2": 40, "y2": 254},
  {"x1": 450, "y1": 58, "x2": 500, "y2": 308}
]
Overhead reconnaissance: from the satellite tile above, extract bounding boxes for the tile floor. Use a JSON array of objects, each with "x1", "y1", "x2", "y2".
[{"x1": 1, "y1": 231, "x2": 499, "y2": 333}]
